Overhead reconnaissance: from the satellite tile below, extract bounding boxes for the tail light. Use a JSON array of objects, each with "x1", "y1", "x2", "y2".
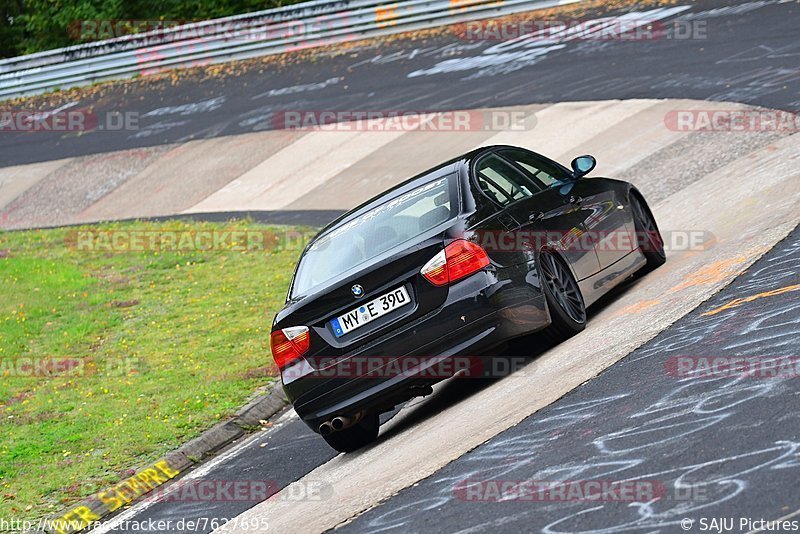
[
  {"x1": 421, "y1": 239, "x2": 490, "y2": 287},
  {"x1": 270, "y1": 326, "x2": 310, "y2": 370}
]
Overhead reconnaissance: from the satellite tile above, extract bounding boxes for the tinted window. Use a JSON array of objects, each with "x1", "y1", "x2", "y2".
[
  {"x1": 475, "y1": 154, "x2": 540, "y2": 207},
  {"x1": 292, "y1": 176, "x2": 455, "y2": 297},
  {"x1": 500, "y1": 148, "x2": 571, "y2": 188}
]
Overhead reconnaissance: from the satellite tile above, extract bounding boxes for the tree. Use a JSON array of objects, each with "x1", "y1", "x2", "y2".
[{"x1": 1, "y1": 0, "x2": 296, "y2": 59}]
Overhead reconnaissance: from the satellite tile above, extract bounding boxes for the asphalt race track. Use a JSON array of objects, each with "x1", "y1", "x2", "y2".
[
  {"x1": 1, "y1": 0, "x2": 799, "y2": 532},
  {"x1": 1, "y1": 0, "x2": 799, "y2": 168},
  {"x1": 336, "y1": 227, "x2": 800, "y2": 534}
]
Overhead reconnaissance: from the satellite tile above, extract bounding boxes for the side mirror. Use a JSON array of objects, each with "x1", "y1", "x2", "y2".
[{"x1": 571, "y1": 155, "x2": 596, "y2": 179}]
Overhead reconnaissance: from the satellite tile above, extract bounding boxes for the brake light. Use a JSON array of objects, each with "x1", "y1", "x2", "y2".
[
  {"x1": 270, "y1": 326, "x2": 310, "y2": 370},
  {"x1": 421, "y1": 240, "x2": 490, "y2": 287}
]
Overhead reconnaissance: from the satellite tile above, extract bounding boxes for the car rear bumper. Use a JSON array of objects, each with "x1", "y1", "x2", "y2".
[{"x1": 282, "y1": 271, "x2": 548, "y2": 432}]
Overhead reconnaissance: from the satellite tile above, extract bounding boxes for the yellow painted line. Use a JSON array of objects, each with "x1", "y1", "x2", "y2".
[
  {"x1": 702, "y1": 284, "x2": 800, "y2": 316},
  {"x1": 51, "y1": 459, "x2": 181, "y2": 534},
  {"x1": 49, "y1": 506, "x2": 101, "y2": 534},
  {"x1": 97, "y1": 459, "x2": 180, "y2": 512}
]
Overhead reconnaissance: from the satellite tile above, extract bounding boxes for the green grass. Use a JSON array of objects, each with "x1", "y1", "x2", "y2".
[{"x1": 0, "y1": 220, "x2": 312, "y2": 520}]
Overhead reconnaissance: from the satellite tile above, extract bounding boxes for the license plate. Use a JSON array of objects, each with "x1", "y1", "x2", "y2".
[{"x1": 330, "y1": 286, "x2": 411, "y2": 337}]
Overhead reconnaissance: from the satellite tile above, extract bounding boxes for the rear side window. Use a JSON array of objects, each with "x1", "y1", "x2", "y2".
[
  {"x1": 475, "y1": 154, "x2": 540, "y2": 207},
  {"x1": 291, "y1": 176, "x2": 455, "y2": 297},
  {"x1": 499, "y1": 148, "x2": 571, "y2": 188}
]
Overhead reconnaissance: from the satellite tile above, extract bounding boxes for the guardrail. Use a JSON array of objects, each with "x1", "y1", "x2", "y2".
[{"x1": 0, "y1": 0, "x2": 579, "y2": 100}]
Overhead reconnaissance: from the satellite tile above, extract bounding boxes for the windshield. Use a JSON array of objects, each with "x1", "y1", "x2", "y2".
[{"x1": 291, "y1": 175, "x2": 456, "y2": 297}]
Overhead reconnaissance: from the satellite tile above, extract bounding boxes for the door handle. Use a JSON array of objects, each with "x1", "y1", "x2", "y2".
[{"x1": 498, "y1": 213, "x2": 517, "y2": 229}]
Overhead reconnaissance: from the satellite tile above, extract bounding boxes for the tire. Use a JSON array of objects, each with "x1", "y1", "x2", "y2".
[
  {"x1": 539, "y1": 250, "x2": 586, "y2": 342},
  {"x1": 630, "y1": 193, "x2": 666, "y2": 272},
  {"x1": 321, "y1": 414, "x2": 380, "y2": 453}
]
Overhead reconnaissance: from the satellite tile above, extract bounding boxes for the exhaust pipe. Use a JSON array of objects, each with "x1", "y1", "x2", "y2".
[
  {"x1": 330, "y1": 411, "x2": 365, "y2": 432},
  {"x1": 318, "y1": 421, "x2": 334, "y2": 436}
]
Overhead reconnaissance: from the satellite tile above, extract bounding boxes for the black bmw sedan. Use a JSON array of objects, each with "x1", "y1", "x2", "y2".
[{"x1": 270, "y1": 144, "x2": 665, "y2": 452}]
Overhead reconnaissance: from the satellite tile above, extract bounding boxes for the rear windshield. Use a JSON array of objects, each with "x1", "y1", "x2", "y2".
[{"x1": 291, "y1": 175, "x2": 456, "y2": 297}]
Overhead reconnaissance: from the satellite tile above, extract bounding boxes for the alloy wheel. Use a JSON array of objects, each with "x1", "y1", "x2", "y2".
[
  {"x1": 539, "y1": 252, "x2": 586, "y2": 324},
  {"x1": 631, "y1": 196, "x2": 664, "y2": 256}
]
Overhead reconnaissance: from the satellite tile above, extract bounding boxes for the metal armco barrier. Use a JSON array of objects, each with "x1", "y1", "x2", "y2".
[{"x1": 0, "y1": 0, "x2": 580, "y2": 100}]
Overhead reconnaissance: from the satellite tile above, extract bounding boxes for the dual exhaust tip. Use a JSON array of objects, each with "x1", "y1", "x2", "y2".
[{"x1": 318, "y1": 412, "x2": 364, "y2": 436}]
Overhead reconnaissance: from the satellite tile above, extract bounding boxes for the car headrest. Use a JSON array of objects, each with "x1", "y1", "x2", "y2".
[
  {"x1": 364, "y1": 225, "x2": 398, "y2": 255},
  {"x1": 420, "y1": 205, "x2": 450, "y2": 231}
]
